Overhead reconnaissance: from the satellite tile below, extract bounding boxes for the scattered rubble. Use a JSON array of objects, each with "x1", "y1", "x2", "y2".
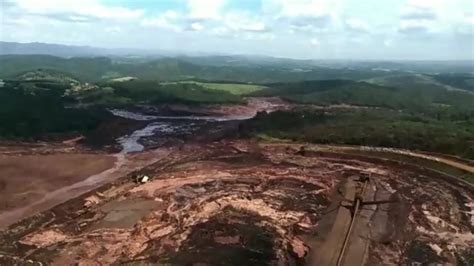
[
  {"x1": 0, "y1": 140, "x2": 472, "y2": 265},
  {"x1": 19, "y1": 229, "x2": 68, "y2": 248}
]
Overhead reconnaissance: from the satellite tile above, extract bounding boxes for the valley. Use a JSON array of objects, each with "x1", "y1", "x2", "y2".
[{"x1": 0, "y1": 54, "x2": 473, "y2": 265}]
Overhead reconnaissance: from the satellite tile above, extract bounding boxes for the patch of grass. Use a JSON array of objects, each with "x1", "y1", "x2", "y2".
[
  {"x1": 85, "y1": 80, "x2": 245, "y2": 106},
  {"x1": 197, "y1": 82, "x2": 266, "y2": 95},
  {"x1": 163, "y1": 81, "x2": 266, "y2": 95}
]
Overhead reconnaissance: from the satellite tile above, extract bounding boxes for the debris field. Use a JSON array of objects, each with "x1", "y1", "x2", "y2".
[{"x1": 0, "y1": 140, "x2": 473, "y2": 265}]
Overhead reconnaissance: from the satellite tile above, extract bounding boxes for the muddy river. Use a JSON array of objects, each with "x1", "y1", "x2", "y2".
[
  {"x1": 109, "y1": 97, "x2": 283, "y2": 153},
  {"x1": 109, "y1": 109, "x2": 250, "y2": 153}
]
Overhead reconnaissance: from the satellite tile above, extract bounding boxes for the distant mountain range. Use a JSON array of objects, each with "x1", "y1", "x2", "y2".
[
  {"x1": 1, "y1": 42, "x2": 473, "y2": 77},
  {"x1": 0, "y1": 41, "x2": 174, "y2": 57},
  {"x1": 0, "y1": 54, "x2": 394, "y2": 83}
]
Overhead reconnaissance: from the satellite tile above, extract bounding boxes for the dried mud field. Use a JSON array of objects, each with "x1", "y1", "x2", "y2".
[
  {"x1": 0, "y1": 143, "x2": 173, "y2": 230},
  {"x1": 0, "y1": 140, "x2": 472, "y2": 265},
  {"x1": 0, "y1": 143, "x2": 118, "y2": 227},
  {"x1": 0, "y1": 153, "x2": 115, "y2": 212}
]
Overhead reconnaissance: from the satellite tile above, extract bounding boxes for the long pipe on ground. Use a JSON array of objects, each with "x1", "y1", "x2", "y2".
[{"x1": 336, "y1": 179, "x2": 369, "y2": 266}]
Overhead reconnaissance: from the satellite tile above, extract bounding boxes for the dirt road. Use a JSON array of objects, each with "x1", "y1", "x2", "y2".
[
  {"x1": 356, "y1": 146, "x2": 474, "y2": 173},
  {"x1": 263, "y1": 142, "x2": 474, "y2": 175}
]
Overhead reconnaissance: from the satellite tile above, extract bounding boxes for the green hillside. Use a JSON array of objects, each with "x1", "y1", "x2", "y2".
[
  {"x1": 430, "y1": 73, "x2": 474, "y2": 92},
  {"x1": 0, "y1": 55, "x2": 113, "y2": 81},
  {"x1": 0, "y1": 77, "x2": 244, "y2": 140},
  {"x1": 242, "y1": 109, "x2": 474, "y2": 159},
  {"x1": 0, "y1": 80, "x2": 104, "y2": 139},
  {"x1": 162, "y1": 81, "x2": 266, "y2": 95},
  {"x1": 111, "y1": 80, "x2": 243, "y2": 104},
  {"x1": 0, "y1": 55, "x2": 397, "y2": 83},
  {"x1": 244, "y1": 78, "x2": 474, "y2": 159},
  {"x1": 254, "y1": 79, "x2": 474, "y2": 114}
]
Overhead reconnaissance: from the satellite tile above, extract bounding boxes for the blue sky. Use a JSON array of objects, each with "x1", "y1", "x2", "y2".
[{"x1": 1, "y1": 0, "x2": 473, "y2": 60}]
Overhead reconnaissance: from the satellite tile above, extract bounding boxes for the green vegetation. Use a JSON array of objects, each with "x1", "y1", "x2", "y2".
[
  {"x1": 74, "y1": 86, "x2": 132, "y2": 106},
  {"x1": 242, "y1": 109, "x2": 474, "y2": 159},
  {"x1": 0, "y1": 81, "x2": 104, "y2": 139},
  {"x1": 430, "y1": 73, "x2": 474, "y2": 92},
  {"x1": 364, "y1": 75, "x2": 474, "y2": 117},
  {"x1": 0, "y1": 76, "x2": 248, "y2": 139},
  {"x1": 162, "y1": 81, "x2": 266, "y2": 95},
  {"x1": 0, "y1": 55, "x2": 398, "y2": 83},
  {"x1": 0, "y1": 55, "x2": 113, "y2": 81},
  {"x1": 80, "y1": 80, "x2": 243, "y2": 106},
  {"x1": 1, "y1": 54, "x2": 472, "y2": 160},
  {"x1": 251, "y1": 77, "x2": 474, "y2": 159},
  {"x1": 254, "y1": 79, "x2": 474, "y2": 116},
  {"x1": 14, "y1": 69, "x2": 80, "y2": 84},
  {"x1": 1, "y1": 55, "x2": 472, "y2": 89},
  {"x1": 255, "y1": 80, "x2": 406, "y2": 107}
]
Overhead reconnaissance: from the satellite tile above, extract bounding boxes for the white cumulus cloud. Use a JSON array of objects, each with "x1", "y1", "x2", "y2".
[
  {"x1": 187, "y1": 0, "x2": 225, "y2": 20},
  {"x1": 9, "y1": 0, "x2": 144, "y2": 21}
]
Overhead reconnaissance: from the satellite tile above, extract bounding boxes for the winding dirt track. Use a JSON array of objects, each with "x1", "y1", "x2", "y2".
[
  {"x1": 342, "y1": 145, "x2": 474, "y2": 173},
  {"x1": 264, "y1": 142, "x2": 474, "y2": 174}
]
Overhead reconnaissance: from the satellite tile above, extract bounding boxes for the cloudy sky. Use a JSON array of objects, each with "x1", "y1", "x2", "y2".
[{"x1": 1, "y1": 0, "x2": 473, "y2": 60}]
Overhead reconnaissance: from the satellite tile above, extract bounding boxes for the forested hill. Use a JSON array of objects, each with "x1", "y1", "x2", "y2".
[
  {"x1": 0, "y1": 55, "x2": 400, "y2": 83},
  {"x1": 254, "y1": 79, "x2": 474, "y2": 114}
]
